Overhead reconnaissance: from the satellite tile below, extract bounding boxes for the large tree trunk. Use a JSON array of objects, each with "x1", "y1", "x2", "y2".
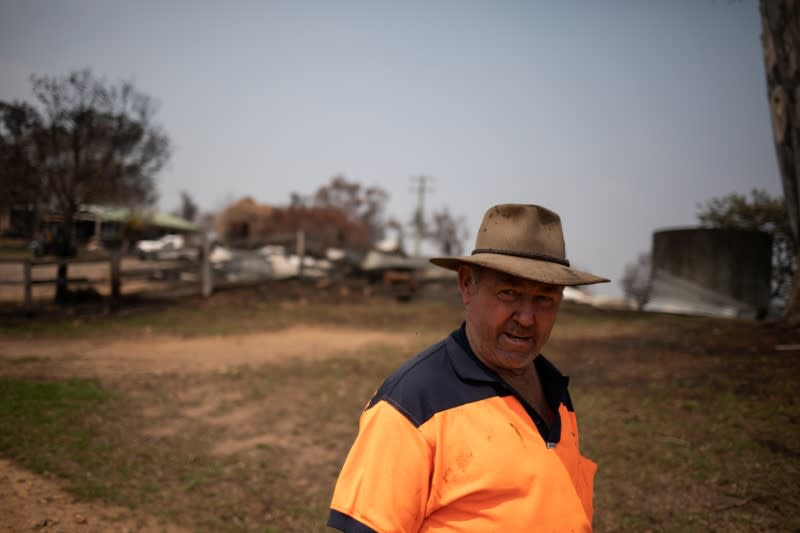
[{"x1": 760, "y1": 0, "x2": 800, "y2": 323}]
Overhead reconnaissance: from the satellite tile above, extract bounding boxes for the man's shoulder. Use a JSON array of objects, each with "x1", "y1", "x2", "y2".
[
  {"x1": 368, "y1": 336, "x2": 451, "y2": 413},
  {"x1": 367, "y1": 333, "x2": 498, "y2": 428}
]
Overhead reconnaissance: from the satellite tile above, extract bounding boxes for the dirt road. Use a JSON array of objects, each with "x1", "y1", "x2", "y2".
[{"x1": 0, "y1": 325, "x2": 417, "y2": 377}]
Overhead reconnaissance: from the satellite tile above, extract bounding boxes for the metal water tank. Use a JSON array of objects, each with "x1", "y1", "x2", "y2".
[{"x1": 644, "y1": 227, "x2": 772, "y2": 318}]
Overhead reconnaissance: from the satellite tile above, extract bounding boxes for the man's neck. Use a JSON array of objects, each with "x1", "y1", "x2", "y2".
[{"x1": 464, "y1": 325, "x2": 555, "y2": 428}]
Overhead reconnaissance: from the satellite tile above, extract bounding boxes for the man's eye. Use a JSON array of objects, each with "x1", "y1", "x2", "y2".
[{"x1": 499, "y1": 290, "x2": 518, "y2": 299}]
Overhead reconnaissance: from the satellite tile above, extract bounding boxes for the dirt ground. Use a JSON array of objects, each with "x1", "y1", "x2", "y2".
[
  {"x1": 0, "y1": 324, "x2": 419, "y2": 532},
  {"x1": 1, "y1": 283, "x2": 798, "y2": 532},
  {"x1": 0, "y1": 325, "x2": 415, "y2": 378},
  {"x1": 0, "y1": 457, "x2": 188, "y2": 533}
]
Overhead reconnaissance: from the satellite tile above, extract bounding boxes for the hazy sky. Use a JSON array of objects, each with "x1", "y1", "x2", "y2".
[{"x1": 0, "y1": 0, "x2": 782, "y2": 296}]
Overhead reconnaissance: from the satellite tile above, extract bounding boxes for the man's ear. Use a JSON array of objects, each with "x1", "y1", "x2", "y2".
[{"x1": 457, "y1": 265, "x2": 473, "y2": 305}]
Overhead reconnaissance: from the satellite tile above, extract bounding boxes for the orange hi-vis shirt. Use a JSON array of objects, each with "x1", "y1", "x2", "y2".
[{"x1": 328, "y1": 325, "x2": 596, "y2": 533}]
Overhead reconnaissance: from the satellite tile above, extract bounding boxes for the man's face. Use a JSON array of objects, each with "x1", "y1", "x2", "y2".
[{"x1": 458, "y1": 265, "x2": 563, "y2": 373}]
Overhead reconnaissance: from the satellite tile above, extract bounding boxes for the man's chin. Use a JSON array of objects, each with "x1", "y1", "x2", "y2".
[
  {"x1": 495, "y1": 351, "x2": 536, "y2": 370},
  {"x1": 499, "y1": 334, "x2": 536, "y2": 353}
]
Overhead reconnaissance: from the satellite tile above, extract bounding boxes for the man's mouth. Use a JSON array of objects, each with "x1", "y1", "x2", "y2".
[{"x1": 502, "y1": 332, "x2": 534, "y2": 346}]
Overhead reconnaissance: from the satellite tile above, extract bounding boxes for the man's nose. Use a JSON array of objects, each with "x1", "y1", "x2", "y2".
[{"x1": 512, "y1": 298, "x2": 537, "y2": 327}]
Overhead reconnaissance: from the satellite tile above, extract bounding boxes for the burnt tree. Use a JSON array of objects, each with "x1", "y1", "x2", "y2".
[
  {"x1": 761, "y1": 1, "x2": 800, "y2": 322},
  {"x1": 0, "y1": 69, "x2": 170, "y2": 302}
]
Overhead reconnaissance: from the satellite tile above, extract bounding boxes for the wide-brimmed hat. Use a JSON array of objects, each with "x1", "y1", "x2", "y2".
[{"x1": 430, "y1": 204, "x2": 609, "y2": 286}]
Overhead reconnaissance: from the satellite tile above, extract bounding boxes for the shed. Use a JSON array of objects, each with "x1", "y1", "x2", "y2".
[{"x1": 75, "y1": 205, "x2": 199, "y2": 246}]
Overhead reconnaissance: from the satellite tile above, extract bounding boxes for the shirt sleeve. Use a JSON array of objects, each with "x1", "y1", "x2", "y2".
[{"x1": 328, "y1": 399, "x2": 432, "y2": 533}]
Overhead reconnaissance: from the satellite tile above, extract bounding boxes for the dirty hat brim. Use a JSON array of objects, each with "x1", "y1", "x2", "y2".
[
  {"x1": 429, "y1": 203, "x2": 609, "y2": 286},
  {"x1": 430, "y1": 253, "x2": 609, "y2": 286}
]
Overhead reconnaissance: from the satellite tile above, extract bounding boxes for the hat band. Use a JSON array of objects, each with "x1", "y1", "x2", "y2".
[{"x1": 471, "y1": 248, "x2": 570, "y2": 267}]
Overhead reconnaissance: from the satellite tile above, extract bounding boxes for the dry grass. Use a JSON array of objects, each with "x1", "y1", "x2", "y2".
[{"x1": 1, "y1": 286, "x2": 798, "y2": 532}]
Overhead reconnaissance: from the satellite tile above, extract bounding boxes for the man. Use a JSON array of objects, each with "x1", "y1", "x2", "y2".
[{"x1": 328, "y1": 204, "x2": 609, "y2": 532}]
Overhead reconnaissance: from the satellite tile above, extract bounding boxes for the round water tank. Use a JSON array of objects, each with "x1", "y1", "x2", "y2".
[{"x1": 647, "y1": 227, "x2": 772, "y2": 318}]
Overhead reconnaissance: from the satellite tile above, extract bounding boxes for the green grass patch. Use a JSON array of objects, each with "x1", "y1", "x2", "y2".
[
  {"x1": 0, "y1": 378, "x2": 113, "y2": 474},
  {"x1": 0, "y1": 343, "x2": 417, "y2": 532}
]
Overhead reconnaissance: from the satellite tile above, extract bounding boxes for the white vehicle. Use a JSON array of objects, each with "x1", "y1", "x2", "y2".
[
  {"x1": 209, "y1": 244, "x2": 233, "y2": 264},
  {"x1": 136, "y1": 234, "x2": 196, "y2": 261}
]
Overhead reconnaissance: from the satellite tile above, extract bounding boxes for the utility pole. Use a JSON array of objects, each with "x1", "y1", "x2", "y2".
[{"x1": 410, "y1": 175, "x2": 434, "y2": 256}]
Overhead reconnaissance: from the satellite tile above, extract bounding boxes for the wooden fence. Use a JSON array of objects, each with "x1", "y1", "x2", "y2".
[
  {"x1": 0, "y1": 237, "x2": 212, "y2": 313},
  {"x1": 0, "y1": 232, "x2": 326, "y2": 313},
  {"x1": 0, "y1": 230, "x2": 436, "y2": 313}
]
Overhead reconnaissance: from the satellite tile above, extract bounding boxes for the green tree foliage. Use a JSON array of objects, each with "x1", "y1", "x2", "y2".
[{"x1": 697, "y1": 188, "x2": 793, "y2": 300}]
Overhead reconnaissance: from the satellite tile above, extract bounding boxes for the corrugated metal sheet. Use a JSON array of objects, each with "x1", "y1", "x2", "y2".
[
  {"x1": 77, "y1": 205, "x2": 199, "y2": 232},
  {"x1": 645, "y1": 269, "x2": 759, "y2": 318}
]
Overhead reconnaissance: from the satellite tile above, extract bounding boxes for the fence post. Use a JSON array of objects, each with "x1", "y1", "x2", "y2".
[
  {"x1": 201, "y1": 233, "x2": 212, "y2": 297},
  {"x1": 296, "y1": 230, "x2": 305, "y2": 280},
  {"x1": 23, "y1": 259, "x2": 32, "y2": 315},
  {"x1": 110, "y1": 253, "x2": 121, "y2": 305}
]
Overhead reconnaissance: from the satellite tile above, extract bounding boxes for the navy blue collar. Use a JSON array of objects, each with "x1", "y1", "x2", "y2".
[{"x1": 447, "y1": 322, "x2": 570, "y2": 409}]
